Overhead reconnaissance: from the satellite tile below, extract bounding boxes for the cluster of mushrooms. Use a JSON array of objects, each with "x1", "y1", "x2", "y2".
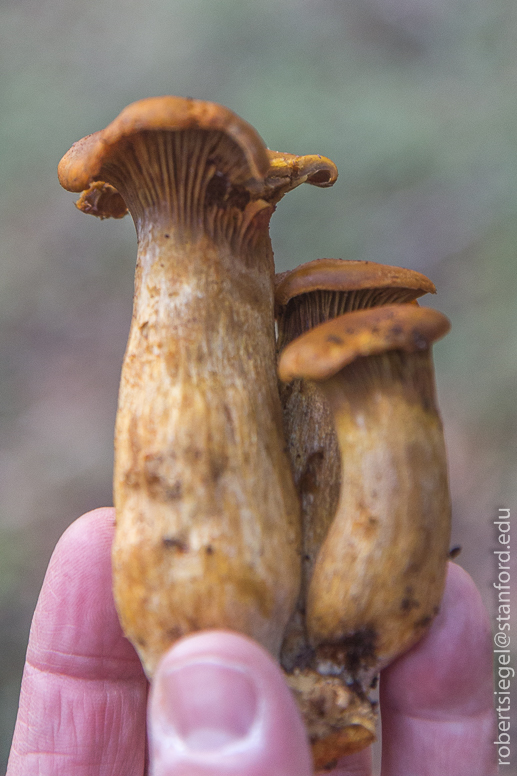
[{"x1": 58, "y1": 97, "x2": 451, "y2": 770}]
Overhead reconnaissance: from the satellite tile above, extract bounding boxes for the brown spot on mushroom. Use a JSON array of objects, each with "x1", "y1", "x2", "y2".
[
  {"x1": 162, "y1": 536, "x2": 189, "y2": 552},
  {"x1": 400, "y1": 597, "x2": 420, "y2": 612},
  {"x1": 342, "y1": 628, "x2": 378, "y2": 675},
  {"x1": 299, "y1": 450, "x2": 325, "y2": 494},
  {"x1": 412, "y1": 329, "x2": 430, "y2": 350},
  {"x1": 166, "y1": 626, "x2": 184, "y2": 641}
]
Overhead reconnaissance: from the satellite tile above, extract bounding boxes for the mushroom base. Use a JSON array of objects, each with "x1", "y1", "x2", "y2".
[{"x1": 284, "y1": 667, "x2": 377, "y2": 770}]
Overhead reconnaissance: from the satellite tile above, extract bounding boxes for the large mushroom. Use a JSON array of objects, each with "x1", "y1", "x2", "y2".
[
  {"x1": 58, "y1": 96, "x2": 338, "y2": 677},
  {"x1": 278, "y1": 303, "x2": 451, "y2": 768}
]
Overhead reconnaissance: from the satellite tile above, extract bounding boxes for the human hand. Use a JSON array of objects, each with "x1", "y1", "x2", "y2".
[{"x1": 7, "y1": 508, "x2": 496, "y2": 776}]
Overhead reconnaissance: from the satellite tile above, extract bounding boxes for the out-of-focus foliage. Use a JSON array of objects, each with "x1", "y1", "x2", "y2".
[{"x1": 1, "y1": 0, "x2": 516, "y2": 769}]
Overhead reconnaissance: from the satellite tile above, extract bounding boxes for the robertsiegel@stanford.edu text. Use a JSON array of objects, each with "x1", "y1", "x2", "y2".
[{"x1": 493, "y1": 508, "x2": 512, "y2": 767}]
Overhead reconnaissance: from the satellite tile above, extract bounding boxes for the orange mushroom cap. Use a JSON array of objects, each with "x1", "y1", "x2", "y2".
[
  {"x1": 58, "y1": 96, "x2": 271, "y2": 194},
  {"x1": 278, "y1": 304, "x2": 450, "y2": 383},
  {"x1": 58, "y1": 97, "x2": 338, "y2": 222},
  {"x1": 275, "y1": 258, "x2": 436, "y2": 308}
]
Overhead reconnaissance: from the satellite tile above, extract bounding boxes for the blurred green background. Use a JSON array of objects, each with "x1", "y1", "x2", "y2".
[{"x1": 1, "y1": 0, "x2": 516, "y2": 769}]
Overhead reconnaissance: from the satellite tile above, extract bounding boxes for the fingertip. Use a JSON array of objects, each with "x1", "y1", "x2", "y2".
[
  {"x1": 8, "y1": 507, "x2": 148, "y2": 776},
  {"x1": 42, "y1": 507, "x2": 116, "y2": 589},
  {"x1": 52, "y1": 506, "x2": 116, "y2": 555},
  {"x1": 29, "y1": 506, "x2": 141, "y2": 678},
  {"x1": 149, "y1": 631, "x2": 313, "y2": 776}
]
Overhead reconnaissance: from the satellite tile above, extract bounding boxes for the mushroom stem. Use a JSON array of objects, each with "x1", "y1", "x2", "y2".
[{"x1": 114, "y1": 221, "x2": 297, "y2": 676}]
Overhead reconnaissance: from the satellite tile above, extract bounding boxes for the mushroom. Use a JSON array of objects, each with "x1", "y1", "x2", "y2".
[
  {"x1": 278, "y1": 303, "x2": 451, "y2": 767},
  {"x1": 58, "y1": 96, "x2": 338, "y2": 677},
  {"x1": 276, "y1": 259, "x2": 436, "y2": 668}
]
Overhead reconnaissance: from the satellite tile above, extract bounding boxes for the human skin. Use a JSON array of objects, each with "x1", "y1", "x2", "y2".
[{"x1": 7, "y1": 508, "x2": 497, "y2": 776}]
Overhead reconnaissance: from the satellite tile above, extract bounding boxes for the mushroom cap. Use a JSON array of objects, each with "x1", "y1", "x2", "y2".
[
  {"x1": 278, "y1": 304, "x2": 450, "y2": 383},
  {"x1": 58, "y1": 96, "x2": 271, "y2": 193},
  {"x1": 58, "y1": 98, "x2": 339, "y2": 221},
  {"x1": 275, "y1": 258, "x2": 436, "y2": 307}
]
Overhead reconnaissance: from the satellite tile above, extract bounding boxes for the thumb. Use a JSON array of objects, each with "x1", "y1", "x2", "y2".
[{"x1": 148, "y1": 630, "x2": 313, "y2": 776}]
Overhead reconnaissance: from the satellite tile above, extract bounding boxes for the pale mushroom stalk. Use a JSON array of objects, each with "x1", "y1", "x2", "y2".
[
  {"x1": 58, "y1": 96, "x2": 338, "y2": 677},
  {"x1": 278, "y1": 304, "x2": 451, "y2": 766}
]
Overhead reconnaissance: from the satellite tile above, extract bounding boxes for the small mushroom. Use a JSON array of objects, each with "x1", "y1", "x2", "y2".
[
  {"x1": 276, "y1": 259, "x2": 436, "y2": 672},
  {"x1": 58, "y1": 96, "x2": 337, "y2": 677},
  {"x1": 278, "y1": 303, "x2": 451, "y2": 768}
]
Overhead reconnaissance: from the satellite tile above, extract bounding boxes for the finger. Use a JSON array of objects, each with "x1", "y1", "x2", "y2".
[
  {"x1": 7, "y1": 508, "x2": 148, "y2": 776},
  {"x1": 379, "y1": 562, "x2": 497, "y2": 776},
  {"x1": 148, "y1": 630, "x2": 313, "y2": 776}
]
